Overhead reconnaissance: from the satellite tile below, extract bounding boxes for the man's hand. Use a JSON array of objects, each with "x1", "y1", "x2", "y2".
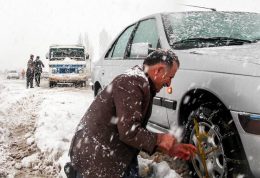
[
  {"x1": 156, "y1": 133, "x2": 197, "y2": 160},
  {"x1": 169, "y1": 143, "x2": 197, "y2": 160},
  {"x1": 156, "y1": 133, "x2": 176, "y2": 154}
]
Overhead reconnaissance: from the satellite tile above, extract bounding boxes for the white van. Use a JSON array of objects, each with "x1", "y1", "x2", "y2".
[{"x1": 46, "y1": 45, "x2": 89, "y2": 87}]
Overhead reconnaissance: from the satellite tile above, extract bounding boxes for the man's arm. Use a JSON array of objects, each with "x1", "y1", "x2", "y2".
[
  {"x1": 113, "y1": 76, "x2": 157, "y2": 154},
  {"x1": 41, "y1": 60, "x2": 45, "y2": 68},
  {"x1": 113, "y1": 76, "x2": 197, "y2": 159}
]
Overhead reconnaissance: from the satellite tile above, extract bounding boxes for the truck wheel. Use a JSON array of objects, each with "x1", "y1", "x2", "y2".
[
  {"x1": 49, "y1": 81, "x2": 55, "y2": 88},
  {"x1": 79, "y1": 81, "x2": 86, "y2": 87},
  {"x1": 183, "y1": 103, "x2": 251, "y2": 178},
  {"x1": 83, "y1": 81, "x2": 87, "y2": 87}
]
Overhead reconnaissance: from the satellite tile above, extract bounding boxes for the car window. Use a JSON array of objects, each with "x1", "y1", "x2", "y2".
[
  {"x1": 130, "y1": 19, "x2": 159, "y2": 58},
  {"x1": 109, "y1": 25, "x2": 135, "y2": 59}
]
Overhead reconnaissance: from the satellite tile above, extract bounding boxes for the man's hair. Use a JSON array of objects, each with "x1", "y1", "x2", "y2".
[{"x1": 143, "y1": 49, "x2": 179, "y2": 68}]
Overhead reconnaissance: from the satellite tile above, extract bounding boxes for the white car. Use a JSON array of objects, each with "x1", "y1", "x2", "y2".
[
  {"x1": 91, "y1": 11, "x2": 260, "y2": 178},
  {"x1": 7, "y1": 70, "x2": 19, "y2": 79}
]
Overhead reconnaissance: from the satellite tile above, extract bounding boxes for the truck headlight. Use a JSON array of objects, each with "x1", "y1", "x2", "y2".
[{"x1": 78, "y1": 68, "x2": 83, "y2": 74}]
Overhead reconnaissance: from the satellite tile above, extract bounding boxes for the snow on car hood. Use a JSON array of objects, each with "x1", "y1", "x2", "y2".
[{"x1": 177, "y1": 42, "x2": 260, "y2": 77}]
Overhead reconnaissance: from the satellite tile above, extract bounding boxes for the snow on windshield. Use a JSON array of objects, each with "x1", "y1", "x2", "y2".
[
  {"x1": 163, "y1": 12, "x2": 260, "y2": 45},
  {"x1": 50, "y1": 48, "x2": 85, "y2": 60}
]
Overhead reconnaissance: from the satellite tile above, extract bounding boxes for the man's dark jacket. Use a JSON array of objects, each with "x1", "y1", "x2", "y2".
[
  {"x1": 70, "y1": 66, "x2": 157, "y2": 178},
  {"x1": 34, "y1": 59, "x2": 44, "y2": 74},
  {"x1": 26, "y1": 67, "x2": 34, "y2": 79}
]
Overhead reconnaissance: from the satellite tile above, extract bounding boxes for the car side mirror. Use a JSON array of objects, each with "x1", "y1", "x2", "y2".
[{"x1": 130, "y1": 42, "x2": 152, "y2": 58}]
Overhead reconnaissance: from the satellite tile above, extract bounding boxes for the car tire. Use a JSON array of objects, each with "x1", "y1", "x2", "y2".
[
  {"x1": 183, "y1": 102, "x2": 252, "y2": 178},
  {"x1": 49, "y1": 81, "x2": 52, "y2": 88},
  {"x1": 95, "y1": 86, "x2": 102, "y2": 97}
]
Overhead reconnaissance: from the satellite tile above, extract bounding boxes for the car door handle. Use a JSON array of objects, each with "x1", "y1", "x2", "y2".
[
  {"x1": 162, "y1": 99, "x2": 177, "y2": 110},
  {"x1": 153, "y1": 97, "x2": 177, "y2": 110}
]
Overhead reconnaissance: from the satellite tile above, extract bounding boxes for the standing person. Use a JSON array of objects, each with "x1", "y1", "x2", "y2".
[
  {"x1": 27, "y1": 54, "x2": 34, "y2": 68},
  {"x1": 27, "y1": 54, "x2": 35, "y2": 87},
  {"x1": 26, "y1": 63, "x2": 34, "y2": 88},
  {"x1": 67, "y1": 49, "x2": 196, "y2": 178},
  {"x1": 34, "y1": 56, "x2": 45, "y2": 87}
]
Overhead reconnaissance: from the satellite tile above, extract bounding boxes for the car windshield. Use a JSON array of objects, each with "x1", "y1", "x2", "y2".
[
  {"x1": 50, "y1": 48, "x2": 85, "y2": 60},
  {"x1": 162, "y1": 12, "x2": 260, "y2": 49}
]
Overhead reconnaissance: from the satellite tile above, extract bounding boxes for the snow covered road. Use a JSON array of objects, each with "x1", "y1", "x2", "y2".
[
  {"x1": 0, "y1": 76, "x2": 185, "y2": 178},
  {"x1": 0, "y1": 77, "x2": 93, "y2": 177}
]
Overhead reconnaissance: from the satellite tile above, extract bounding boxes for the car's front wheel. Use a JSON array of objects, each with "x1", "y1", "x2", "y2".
[
  {"x1": 183, "y1": 103, "x2": 252, "y2": 178},
  {"x1": 94, "y1": 85, "x2": 102, "y2": 97}
]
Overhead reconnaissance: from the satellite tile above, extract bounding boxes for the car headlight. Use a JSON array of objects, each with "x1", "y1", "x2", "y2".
[{"x1": 238, "y1": 113, "x2": 260, "y2": 135}]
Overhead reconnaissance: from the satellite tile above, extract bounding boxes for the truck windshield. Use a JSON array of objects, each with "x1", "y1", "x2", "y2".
[
  {"x1": 50, "y1": 48, "x2": 85, "y2": 60},
  {"x1": 162, "y1": 12, "x2": 260, "y2": 49}
]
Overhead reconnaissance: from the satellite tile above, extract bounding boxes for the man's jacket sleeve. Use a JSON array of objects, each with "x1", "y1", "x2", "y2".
[{"x1": 113, "y1": 77, "x2": 157, "y2": 154}]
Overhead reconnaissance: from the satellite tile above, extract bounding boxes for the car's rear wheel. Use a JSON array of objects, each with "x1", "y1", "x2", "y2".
[{"x1": 183, "y1": 103, "x2": 252, "y2": 178}]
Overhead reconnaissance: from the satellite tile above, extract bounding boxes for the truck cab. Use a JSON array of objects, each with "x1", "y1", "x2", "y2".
[{"x1": 47, "y1": 45, "x2": 89, "y2": 87}]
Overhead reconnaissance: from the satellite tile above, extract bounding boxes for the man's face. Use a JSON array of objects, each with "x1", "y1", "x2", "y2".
[{"x1": 151, "y1": 62, "x2": 178, "y2": 93}]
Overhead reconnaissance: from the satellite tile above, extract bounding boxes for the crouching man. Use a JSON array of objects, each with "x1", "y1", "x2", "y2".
[{"x1": 67, "y1": 49, "x2": 196, "y2": 178}]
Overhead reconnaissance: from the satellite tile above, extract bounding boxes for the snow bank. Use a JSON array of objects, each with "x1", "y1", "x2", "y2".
[
  {"x1": 0, "y1": 79, "x2": 32, "y2": 176},
  {"x1": 34, "y1": 88, "x2": 93, "y2": 177}
]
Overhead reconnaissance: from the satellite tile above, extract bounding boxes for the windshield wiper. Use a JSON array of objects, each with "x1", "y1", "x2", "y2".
[
  {"x1": 171, "y1": 37, "x2": 252, "y2": 49},
  {"x1": 209, "y1": 37, "x2": 252, "y2": 44}
]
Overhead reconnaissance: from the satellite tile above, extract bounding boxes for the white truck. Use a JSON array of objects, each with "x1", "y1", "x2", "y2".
[{"x1": 46, "y1": 45, "x2": 89, "y2": 87}]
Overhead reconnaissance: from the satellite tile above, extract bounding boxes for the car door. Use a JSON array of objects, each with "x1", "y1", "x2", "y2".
[
  {"x1": 100, "y1": 24, "x2": 137, "y2": 87},
  {"x1": 127, "y1": 18, "x2": 170, "y2": 129}
]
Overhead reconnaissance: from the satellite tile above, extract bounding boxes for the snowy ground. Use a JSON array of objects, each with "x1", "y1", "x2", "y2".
[{"x1": 0, "y1": 75, "x2": 187, "y2": 178}]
